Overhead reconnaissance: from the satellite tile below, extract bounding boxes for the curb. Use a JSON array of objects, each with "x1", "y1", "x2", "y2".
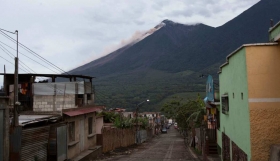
[{"x1": 187, "y1": 146, "x2": 203, "y2": 161}]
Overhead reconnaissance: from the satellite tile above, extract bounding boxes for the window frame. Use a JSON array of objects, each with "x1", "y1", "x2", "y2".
[
  {"x1": 222, "y1": 95, "x2": 229, "y2": 115},
  {"x1": 88, "y1": 117, "x2": 93, "y2": 135},
  {"x1": 68, "y1": 121, "x2": 75, "y2": 142}
]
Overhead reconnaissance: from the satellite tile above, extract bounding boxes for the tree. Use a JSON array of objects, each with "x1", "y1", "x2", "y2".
[{"x1": 161, "y1": 94, "x2": 205, "y2": 130}]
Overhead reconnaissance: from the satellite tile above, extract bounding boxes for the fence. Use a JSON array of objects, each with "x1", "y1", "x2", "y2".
[
  {"x1": 146, "y1": 128, "x2": 153, "y2": 140},
  {"x1": 21, "y1": 126, "x2": 50, "y2": 161},
  {"x1": 0, "y1": 109, "x2": 3, "y2": 161},
  {"x1": 101, "y1": 128, "x2": 136, "y2": 153},
  {"x1": 136, "y1": 130, "x2": 147, "y2": 144}
]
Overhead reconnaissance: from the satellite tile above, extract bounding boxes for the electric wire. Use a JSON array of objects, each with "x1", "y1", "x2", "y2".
[
  {"x1": 0, "y1": 28, "x2": 123, "y2": 107},
  {"x1": 0, "y1": 40, "x2": 59, "y2": 73},
  {"x1": 0, "y1": 31, "x2": 66, "y2": 74},
  {"x1": 0, "y1": 34, "x2": 73, "y2": 95},
  {"x1": 0, "y1": 43, "x2": 70, "y2": 95}
]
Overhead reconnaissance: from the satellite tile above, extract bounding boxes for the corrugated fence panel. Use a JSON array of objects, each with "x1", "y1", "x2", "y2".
[
  {"x1": 0, "y1": 109, "x2": 3, "y2": 161},
  {"x1": 57, "y1": 125, "x2": 67, "y2": 161},
  {"x1": 21, "y1": 126, "x2": 50, "y2": 161},
  {"x1": 10, "y1": 126, "x2": 22, "y2": 161},
  {"x1": 33, "y1": 81, "x2": 85, "y2": 95},
  {"x1": 136, "y1": 130, "x2": 147, "y2": 144}
]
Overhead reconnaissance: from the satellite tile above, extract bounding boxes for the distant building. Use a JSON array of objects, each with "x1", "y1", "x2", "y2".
[
  {"x1": 123, "y1": 112, "x2": 134, "y2": 118},
  {"x1": 217, "y1": 21, "x2": 280, "y2": 161},
  {"x1": 141, "y1": 112, "x2": 160, "y2": 119}
]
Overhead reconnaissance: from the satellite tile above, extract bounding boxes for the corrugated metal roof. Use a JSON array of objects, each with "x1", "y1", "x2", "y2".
[
  {"x1": 18, "y1": 115, "x2": 61, "y2": 126},
  {"x1": 63, "y1": 107, "x2": 100, "y2": 117}
]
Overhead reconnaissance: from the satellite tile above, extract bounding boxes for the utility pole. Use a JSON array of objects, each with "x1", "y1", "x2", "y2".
[
  {"x1": 135, "y1": 99, "x2": 149, "y2": 144},
  {"x1": 13, "y1": 30, "x2": 19, "y2": 126},
  {"x1": 135, "y1": 106, "x2": 139, "y2": 131}
]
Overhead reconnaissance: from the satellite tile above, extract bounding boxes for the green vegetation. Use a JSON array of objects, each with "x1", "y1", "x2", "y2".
[
  {"x1": 160, "y1": 94, "x2": 205, "y2": 130},
  {"x1": 98, "y1": 111, "x2": 119, "y2": 123},
  {"x1": 93, "y1": 69, "x2": 208, "y2": 111},
  {"x1": 98, "y1": 111, "x2": 149, "y2": 129}
]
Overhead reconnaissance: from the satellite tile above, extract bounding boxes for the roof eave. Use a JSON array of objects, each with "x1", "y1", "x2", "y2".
[{"x1": 219, "y1": 43, "x2": 278, "y2": 74}]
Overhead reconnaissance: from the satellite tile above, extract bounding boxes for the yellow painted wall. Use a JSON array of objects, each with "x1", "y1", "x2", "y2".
[{"x1": 246, "y1": 44, "x2": 280, "y2": 161}]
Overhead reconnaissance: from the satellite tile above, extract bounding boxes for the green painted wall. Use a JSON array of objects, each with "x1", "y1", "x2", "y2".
[
  {"x1": 269, "y1": 23, "x2": 280, "y2": 41},
  {"x1": 217, "y1": 48, "x2": 251, "y2": 160}
]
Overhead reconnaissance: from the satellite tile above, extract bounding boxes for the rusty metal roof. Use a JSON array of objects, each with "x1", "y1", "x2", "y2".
[{"x1": 63, "y1": 107, "x2": 102, "y2": 117}]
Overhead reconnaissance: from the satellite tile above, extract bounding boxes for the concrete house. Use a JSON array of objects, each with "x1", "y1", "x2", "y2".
[
  {"x1": 1, "y1": 73, "x2": 103, "y2": 160},
  {"x1": 63, "y1": 106, "x2": 104, "y2": 159},
  {"x1": 217, "y1": 21, "x2": 280, "y2": 160},
  {"x1": 1, "y1": 73, "x2": 95, "y2": 111}
]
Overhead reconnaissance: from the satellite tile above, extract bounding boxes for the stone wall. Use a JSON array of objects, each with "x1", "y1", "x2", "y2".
[{"x1": 33, "y1": 94, "x2": 75, "y2": 112}]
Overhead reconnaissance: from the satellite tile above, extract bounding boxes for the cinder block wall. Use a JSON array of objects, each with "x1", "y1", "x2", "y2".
[{"x1": 33, "y1": 94, "x2": 76, "y2": 112}]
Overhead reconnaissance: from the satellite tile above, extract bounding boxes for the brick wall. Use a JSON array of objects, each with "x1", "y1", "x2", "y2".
[{"x1": 33, "y1": 94, "x2": 76, "y2": 112}]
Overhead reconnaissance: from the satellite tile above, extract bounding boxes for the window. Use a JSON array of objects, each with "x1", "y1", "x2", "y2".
[
  {"x1": 68, "y1": 121, "x2": 75, "y2": 142},
  {"x1": 233, "y1": 93, "x2": 234, "y2": 98},
  {"x1": 241, "y1": 93, "x2": 243, "y2": 100},
  {"x1": 88, "y1": 117, "x2": 93, "y2": 134},
  {"x1": 222, "y1": 95, "x2": 229, "y2": 115},
  {"x1": 87, "y1": 94, "x2": 91, "y2": 100}
]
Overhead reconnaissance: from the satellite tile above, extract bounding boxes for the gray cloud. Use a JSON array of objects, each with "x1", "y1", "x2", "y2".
[{"x1": 0, "y1": 0, "x2": 260, "y2": 86}]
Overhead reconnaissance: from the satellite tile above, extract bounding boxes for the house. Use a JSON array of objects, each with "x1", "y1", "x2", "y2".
[
  {"x1": 203, "y1": 75, "x2": 220, "y2": 156},
  {"x1": 1, "y1": 73, "x2": 95, "y2": 112},
  {"x1": 141, "y1": 112, "x2": 160, "y2": 119},
  {"x1": 1, "y1": 73, "x2": 103, "y2": 160},
  {"x1": 123, "y1": 112, "x2": 134, "y2": 118},
  {"x1": 141, "y1": 112, "x2": 160, "y2": 136},
  {"x1": 62, "y1": 106, "x2": 104, "y2": 159},
  {"x1": 0, "y1": 94, "x2": 9, "y2": 161},
  {"x1": 217, "y1": 21, "x2": 280, "y2": 160}
]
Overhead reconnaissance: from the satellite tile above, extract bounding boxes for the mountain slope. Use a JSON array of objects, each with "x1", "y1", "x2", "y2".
[{"x1": 71, "y1": 0, "x2": 280, "y2": 111}]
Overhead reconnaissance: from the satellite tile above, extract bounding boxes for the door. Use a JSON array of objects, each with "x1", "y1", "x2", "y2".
[
  {"x1": 57, "y1": 125, "x2": 67, "y2": 161},
  {"x1": 79, "y1": 119, "x2": 85, "y2": 152}
]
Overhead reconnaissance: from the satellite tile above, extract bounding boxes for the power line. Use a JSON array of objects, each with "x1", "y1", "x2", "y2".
[
  {"x1": 0, "y1": 43, "x2": 73, "y2": 95},
  {"x1": 0, "y1": 39, "x2": 59, "y2": 74},
  {"x1": 0, "y1": 31, "x2": 65, "y2": 74},
  {"x1": 0, "y1": 55, "x2": 14, "y2": 65},
  {"x1": 0, "y1": 44, "x2": 14, "y2": 59},
  {"x1": 0, "y1": 28, "x2": 119, "y2": 107},
  {"x1": 0, "y1": 28, "x2": 16, "y2": 34}
]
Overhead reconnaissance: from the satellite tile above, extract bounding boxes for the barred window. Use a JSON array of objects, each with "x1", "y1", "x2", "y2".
[{"x1": 222, "y1": 95, "x2": 229, "y2": 115}]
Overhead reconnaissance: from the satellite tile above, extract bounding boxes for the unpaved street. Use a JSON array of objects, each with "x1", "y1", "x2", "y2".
[{"x1": 97, "y1": 127, "x2": 200, "y2": 161}]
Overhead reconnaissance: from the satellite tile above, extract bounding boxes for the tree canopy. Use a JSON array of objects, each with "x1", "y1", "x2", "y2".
[{"x1": 160, "y1": 94, "x2": 205, "y2": 130}]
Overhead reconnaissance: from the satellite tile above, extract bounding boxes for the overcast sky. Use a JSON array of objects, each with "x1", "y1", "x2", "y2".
[{"x1": 0, "y1": 0, "x2": 260, "y2": 85}]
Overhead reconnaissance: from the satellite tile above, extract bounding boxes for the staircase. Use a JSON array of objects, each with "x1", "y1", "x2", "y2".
[{"x1": 208, "y1": 141, "x2": 218, "y2": 155}]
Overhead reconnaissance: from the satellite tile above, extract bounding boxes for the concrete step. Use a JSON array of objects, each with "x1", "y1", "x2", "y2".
[{"x1": 71, "y1": 146, "x2": 102, "y2": 161}]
